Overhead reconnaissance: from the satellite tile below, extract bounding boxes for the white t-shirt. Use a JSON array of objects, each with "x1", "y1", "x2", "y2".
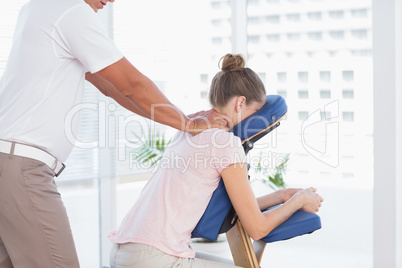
[
  {"x1": 108, "y1": 129, "x2": 247, "y2": 258},
  {"x1": 0, "y1": 0, "x2": 123, "y2": 162}
]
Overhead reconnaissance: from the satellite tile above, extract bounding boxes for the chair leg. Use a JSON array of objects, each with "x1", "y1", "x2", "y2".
[
  {"x1": 226, "y1": 220, "x2": 260, "y2": 268},
  {"x1": 253, "y1": 240, "x2": 267, "y2": 266}
]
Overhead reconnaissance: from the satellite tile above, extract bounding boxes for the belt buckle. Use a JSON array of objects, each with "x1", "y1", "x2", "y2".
[{"x1": 55, "y1": 163, "x2": 66, "y2": 177}]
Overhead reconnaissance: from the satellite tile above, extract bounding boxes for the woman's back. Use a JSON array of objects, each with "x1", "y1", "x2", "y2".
[{"x1": 109, "y1": 128, "x2": 245, "y2": 258}]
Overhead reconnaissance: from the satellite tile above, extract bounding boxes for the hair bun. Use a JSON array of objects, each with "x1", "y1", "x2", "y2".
[{"x1": 219, "y1": 53, "x2": 246, "y2": 71}]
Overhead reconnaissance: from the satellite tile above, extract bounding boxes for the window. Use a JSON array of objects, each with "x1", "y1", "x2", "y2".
[
  {"x1": 212, "y1": 37, "x2": 223, "y2": 45},
  {"x1": 277, "y1": 89, "x2": 287, "y2": 98},
  {"x1": 287, "y1": 33, "x2": 301, "y2": 41},
  {"x1": 320, "y1": 71, "x2": 331, "y2": 82},
  {"x1": 320, "y1": 89, "x2": 331, "y2": 99},
  {"x1": 343, "y1": 111, "x2": 355, "y2": 121},
  {"x1": 329, "y1": 30, "x2": 345, "y2": 40},
  {"x1": 286, "y1": 13, "x2": 301, "y2": 22},
  {"x1": 277, "y1": 72, "x2": 287, "y2": 82},
  {"x1": 200, "y1": 74, "x2": 208, "y2": 84},
  {"x1": 307, "y1": 12, "x2": 322, "y2": 21},
  {"x1": 249, "y1": 0, "x2": 260, "y2": 5},
  {"x1": 211, "y1": 19, "x2": 222, "y2": 27},
  {"x1": 249, "y1": 16, "x2": 261, "y2": 24},
  {"x1": 244, "y1": 1, "x2": 374, "y2": 267},
  {"x1": 298, "y1": 111, "x2": 309, "y2": 120},
  {"x1": 2, "y1": 1, "x2": 376, "y2": 267},
  {"x1": 351, "y1": 29, "x2": 368, "y2": 39},
  {"x1": 249, "y1": 35, "x2": 261, "y2": 44},
  {"x1": 329, "y1": 10, "x2": 344, "y2": 19},
  {"x1": 319, "y1": 171, "x2": 331, "y2": 177},
  {"x1": 352, "y1": 50, "x2": 372, "y2": 56},
  {"x1": 342, "y1": 89, "x2": 354, "y2": 99},
  {"x1": 266, "y1": 15, "x2": 280, "y2": 24},
  {"x1": 351, "y1": 8, "x2": 368, "y2": 18},
  {"x1": 321, "y1": 111, "x2": 331, "y2": 120},
  {"x1": 298, "y1": 71, "x2": 308, "y2": 83},
  {"x1": 342, "y1": 173, "x2": 355, "y2": 178},
  {"x1": 200, "y1": 91, "x2": 208, "y2": 99},
  {"x1": 298, "y1": 90, "x2": 309, "y2": 98},
  {"x1": 211, "y1": 1, "x2": 230, "y2": 9},
  {"x1": 307, "y1": 32, "x2": 322, "y2": 40},
  {"x1": 266, "y1": 34, "x2": 280, "y2": 42},
  {"x1": 258, "y1": 72, "x2": 267, "y2": 83},
  {"x1": 342, "y1": 70, "x2": 354, "y2": 81}
]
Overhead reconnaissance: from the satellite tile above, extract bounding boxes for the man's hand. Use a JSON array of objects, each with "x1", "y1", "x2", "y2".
[{"x1": 187, "y1": 108, "x2": 232, "y2": 135}]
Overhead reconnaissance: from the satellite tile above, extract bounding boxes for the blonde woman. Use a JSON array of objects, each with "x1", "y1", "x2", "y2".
[{"x1": 108, "y1": 54, "x2": 323, "y2": 268}]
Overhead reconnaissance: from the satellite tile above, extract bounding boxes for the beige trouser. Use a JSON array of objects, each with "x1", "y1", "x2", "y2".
[
  {"x1": 110, "y1": 243, "x2": 242, "y2": 268},
  {"x1": 0, "y1": 152, "x2": 80, "y2": 268}
]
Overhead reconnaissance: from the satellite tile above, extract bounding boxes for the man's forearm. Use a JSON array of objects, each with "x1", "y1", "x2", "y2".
[
  {"x1": 86, "y1": 68, "x2": 194, "y2": 132},
  {"x1": 121, "y1": 74, "x2": 192, "y2": 131},
  {"x1": 94, "y1": 58, "x2": 194, "y2": 132},
  {"x1": 86, "y1": 72, "x2": 150, "y2": 119}
]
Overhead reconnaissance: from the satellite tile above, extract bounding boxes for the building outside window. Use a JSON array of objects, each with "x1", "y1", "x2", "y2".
[
  {"x1": 320, "y1": 71, "x2": 331, "y2": 82},
  {"x1": 329, "y1": 30, "x2": 345, "y2": 40},
  {"x1": 307, "y1": 31, "x2": 323, "y2": 40},
  {"x1": 287, "y1": 32, "x2": 301, "y2": 41},
  {"x1": 342, "y1": 70, "x2": 355, "y2": 81},
  {"x1": 328, "y1": 10, "x2": 344, "y2": 19},
  {"x1": 320, "y1": 89, "x2": 331, "y2": 99},
  {"x1": 351, "y1": 8, "x2": 368, "y2": 18},
  {"x1": 286, "y1": 13, "x2": 301, "y2": 22},
  {"x1": 266, "y1": 15, "x2": 280, "y2": 24},
  {"x1": 307, "y1": 12, "x2": 322, "y2": 20},
  {"x1": 298, "y1": 90, "x2": 309, "y2": 99},
  {"x1": 298, "y1": 71, "x2": 308, "y2": 83},
  {"x1": 343, "y1": 89, "x2": 354, "y2": 99},
  {"x1": 277, "y1": 72, "x2": 287, "y2": 82}
]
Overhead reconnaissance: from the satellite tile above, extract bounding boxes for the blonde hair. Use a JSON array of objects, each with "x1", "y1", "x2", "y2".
[{"x1": 209, "y1": 53, "x2": 266, "y2": 108}]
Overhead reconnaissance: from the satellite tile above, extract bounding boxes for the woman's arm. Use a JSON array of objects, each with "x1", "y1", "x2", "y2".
[
  {"x1": 221, "y1": 163, "x2": 323, "y2": 241},
  {"x1": 256, "y1": 188, "x2": 303, "y2": 211},
  {"x1": 86, "y1": 57, "x2": 231, "y2": 134}
]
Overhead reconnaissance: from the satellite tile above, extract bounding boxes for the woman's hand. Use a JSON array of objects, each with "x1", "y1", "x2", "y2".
[
  {"x1": 293, "y1": 187, "x2": 324, "y2": 213},
  {"x1": 279, "y1": 188, "x2": 303, "y2": 203}
]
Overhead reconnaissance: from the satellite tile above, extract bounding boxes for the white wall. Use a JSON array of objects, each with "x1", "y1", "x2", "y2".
[{"x1": 372, "y1": 0, "x2": 402, "y2": 267}]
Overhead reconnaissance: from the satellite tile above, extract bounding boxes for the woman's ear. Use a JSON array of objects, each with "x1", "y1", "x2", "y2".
[{"x1": 235, "y1": 96, "x2": 246, "y2": 113}]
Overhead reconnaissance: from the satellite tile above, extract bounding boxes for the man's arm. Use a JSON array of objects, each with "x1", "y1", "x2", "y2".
[
  {"x1": 86, "y1": 57, "x2": 231, "y2": 133},
  {"x1": 85, "y1": 70, "x2": 149, "y2": 119}
]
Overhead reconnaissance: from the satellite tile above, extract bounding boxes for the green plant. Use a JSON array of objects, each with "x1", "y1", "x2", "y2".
[
  {"x1": 131, "y1": 130, "x2": 171, "y2": 167},
  {"x1": 253, "y1": 153, "x2": 290, "y2": 190}
]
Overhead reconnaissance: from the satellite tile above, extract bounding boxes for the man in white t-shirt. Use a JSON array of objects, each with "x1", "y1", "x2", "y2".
[{"x1": 0, "y1": 0, "x2": 230, "y2": 267}]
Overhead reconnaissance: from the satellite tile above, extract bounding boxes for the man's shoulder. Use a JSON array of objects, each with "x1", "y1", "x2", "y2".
[{"x1": 28, "y1": 0, "x2": 91, "y2": 26}]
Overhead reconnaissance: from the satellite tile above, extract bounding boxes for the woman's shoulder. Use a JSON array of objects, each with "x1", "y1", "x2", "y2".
[
  {"x1": 199, "y1": 128, "x2": 237, "y2": 139},
  {"x1": 168, "y1": 129, "x2": 242, "y2": 151},
  {"x1": 199, "y1": 128, "x2": 242, "y2": 149}
]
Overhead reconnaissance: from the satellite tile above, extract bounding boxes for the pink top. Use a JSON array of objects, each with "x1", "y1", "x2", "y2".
[{"x1": 108, "y1": 128, "x2": 246, "y2": 258}]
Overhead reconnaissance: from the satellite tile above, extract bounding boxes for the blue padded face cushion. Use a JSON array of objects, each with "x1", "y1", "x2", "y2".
[
  {"x1": 191, "y1": 95, "x2": 322, "y2": 242},
  {"x1": 231, "y1": 95, "x2": 287, "y2": 142}
]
